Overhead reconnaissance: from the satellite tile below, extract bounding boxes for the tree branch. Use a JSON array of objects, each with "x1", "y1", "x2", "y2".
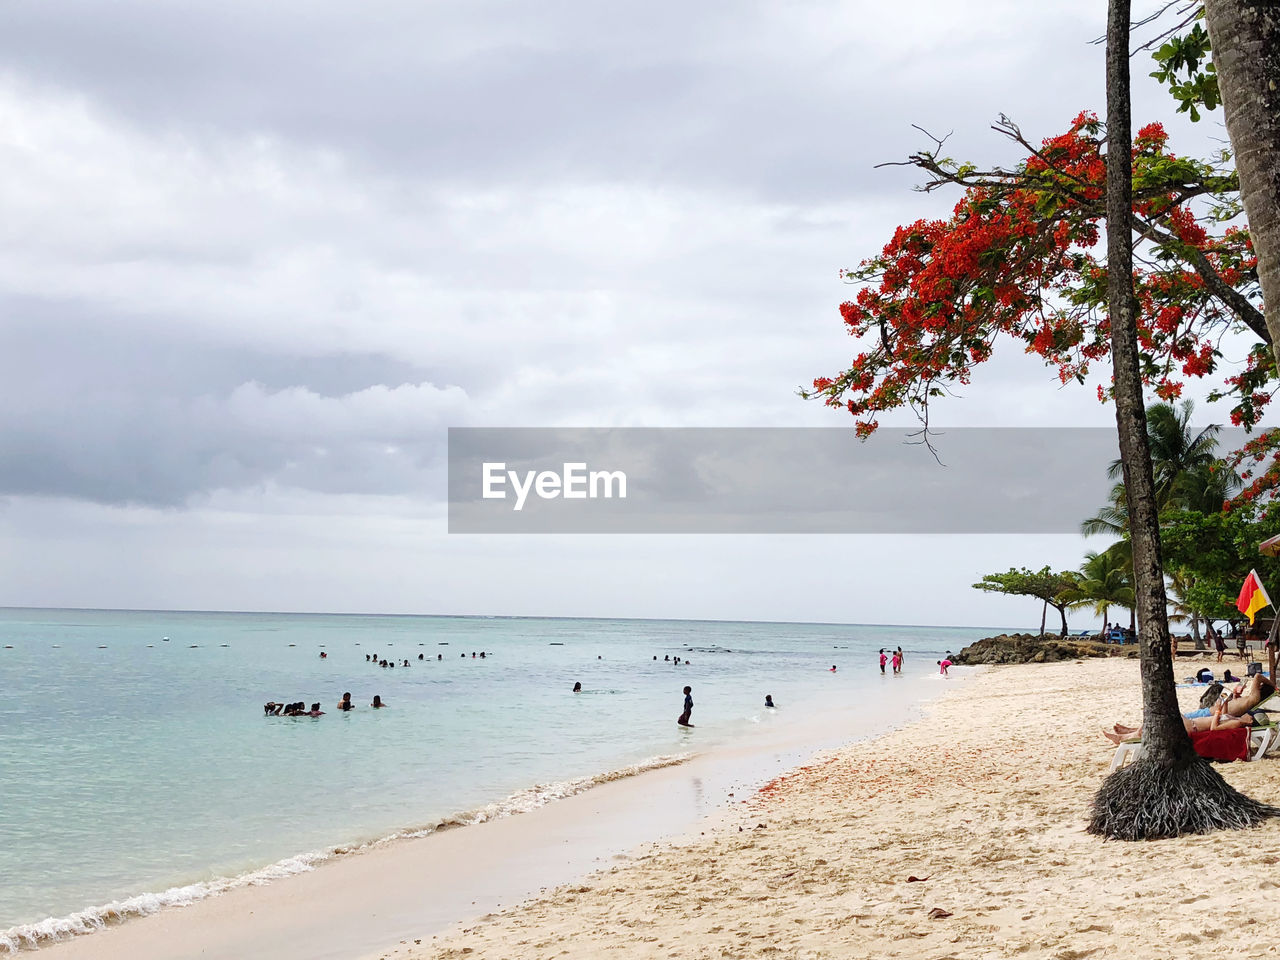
[{"x1": 1134, "y1": 213, "x2": 1271, "y2": 344}]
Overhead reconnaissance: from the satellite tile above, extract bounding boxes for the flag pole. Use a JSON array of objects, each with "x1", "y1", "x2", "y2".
[{"x1": 1268, "y1": 615, "x2": 1278, "y2": 681}]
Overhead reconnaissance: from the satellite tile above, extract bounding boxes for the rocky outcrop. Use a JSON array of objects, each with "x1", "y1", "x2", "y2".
[{"x1": 954, "y1": 633, "x2": 1140, "y2": 665}]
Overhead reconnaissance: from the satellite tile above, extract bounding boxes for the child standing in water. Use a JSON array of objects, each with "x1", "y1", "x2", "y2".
[
  {"x1": 678, "y1": 686, "x2": 693, "y2": 726},
  {"x1": 879, "y1": 649, "x2": 887, "y2": 674},
  {"x1": 891, "y1": 649, "x2": 902, "y2": 674}
]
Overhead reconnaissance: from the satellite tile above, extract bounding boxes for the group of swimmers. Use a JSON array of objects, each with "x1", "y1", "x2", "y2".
[
  {"x1": 360, "y1": 652, "x2": 492, "y2": 668},
  {"x1": 365, "y1": 654, "x2": 423, "y2": 668},
  {"x1": 264, "y1": 701, "x2": 324, "y2": 716},
  {"x1": 264, "y1": 692, "x2": 387, "y2": 715}
]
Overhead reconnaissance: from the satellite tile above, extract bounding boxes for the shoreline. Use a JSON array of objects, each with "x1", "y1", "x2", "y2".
[
  {"x1": 402, "y1": 657, "x2": 1280, "y2": 960},
  {"x1": 18, "y1": 670, "x2": 961, "y2": 959},
  {"x1": 0, "y1": 752, "x2": 694, "y2": 954}
]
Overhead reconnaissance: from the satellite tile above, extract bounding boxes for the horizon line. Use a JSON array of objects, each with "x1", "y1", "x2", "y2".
[{"x1": 0, "y1": 604, "x2": 1024, "y2": 633}]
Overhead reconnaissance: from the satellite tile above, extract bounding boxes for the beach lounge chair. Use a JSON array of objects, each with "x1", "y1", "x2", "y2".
[{"x1": 1108, "y1": 725, "x2": 1277, "y2": 772}]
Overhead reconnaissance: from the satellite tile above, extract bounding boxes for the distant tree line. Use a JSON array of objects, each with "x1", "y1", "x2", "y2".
[{"x1": 974, "y1": 399, "x2": 1280, "y2": 640}]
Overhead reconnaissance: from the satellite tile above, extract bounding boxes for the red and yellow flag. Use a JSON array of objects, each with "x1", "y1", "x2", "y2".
[{"x1": 1237, "y1": 569, "x2": 1273, "y2": 624}]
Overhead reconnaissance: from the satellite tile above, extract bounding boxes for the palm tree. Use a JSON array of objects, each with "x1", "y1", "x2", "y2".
[
  {"x1": 1165, "y1": 567, "x2": 1198, "y2": 642},
  {"x1": 1083, "y1": 402, "x2": 1238, "y2": 638},
  {"x1": 1062, "y1": 548, "x2": 1135, "y2": 635},
  {"x1": 1171, "y1": 460, "x2": 1241, "y2": 514},
  {"x1": 1082, "y1": 482, "x2": 1129, "y2": 539},
  {"x1": 1104, "y1": 400, "x2": 1223, "y2": 510},
  {"x1": 1203, "y1": 1, "x2": 1280, "y2": 372}
]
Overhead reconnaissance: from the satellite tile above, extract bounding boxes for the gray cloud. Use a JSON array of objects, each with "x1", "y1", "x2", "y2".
[
  {"x1": 0, "y1": 308, "x2": 464, "y2": 504},
  {"x1": 0, "y1": 0, "x2": 1232, "y2": 618},
  {"x1": 0, "y1": 1, "x2": 1107, "y2": 201}
]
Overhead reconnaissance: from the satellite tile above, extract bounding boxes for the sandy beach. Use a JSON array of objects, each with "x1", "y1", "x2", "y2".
[{"x1": 392, "y1": 657, "x2": 1280, "y2": 960}]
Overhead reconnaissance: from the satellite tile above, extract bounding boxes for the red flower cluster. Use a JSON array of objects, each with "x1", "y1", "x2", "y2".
[{"x1": 808, "y1": 113, "x2": 1265, "y2": 440}]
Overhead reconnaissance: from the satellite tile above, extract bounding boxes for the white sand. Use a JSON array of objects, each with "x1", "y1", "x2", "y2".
[{"x1": 396, "y1": 657, "x2": 1280, "y2": 960}]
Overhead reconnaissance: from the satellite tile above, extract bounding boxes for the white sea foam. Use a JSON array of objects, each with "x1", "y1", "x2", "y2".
[{"x1": 0, "y1": 752, "x2": 690, "y2": 954}]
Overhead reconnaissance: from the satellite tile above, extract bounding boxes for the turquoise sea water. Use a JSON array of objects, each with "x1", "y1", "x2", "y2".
[{"x1": 0, "y1": 608, "x2": 993, "y2": 946}]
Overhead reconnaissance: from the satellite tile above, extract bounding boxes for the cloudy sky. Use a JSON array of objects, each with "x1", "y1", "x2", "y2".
[{"x1": 0, "y1": 0, "x2": 1241, "y2": 626}]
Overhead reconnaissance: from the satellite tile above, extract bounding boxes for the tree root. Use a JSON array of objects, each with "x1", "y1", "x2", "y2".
[{"x1": 1089, "y1": 755, "x2": 1280, "y2": 840}]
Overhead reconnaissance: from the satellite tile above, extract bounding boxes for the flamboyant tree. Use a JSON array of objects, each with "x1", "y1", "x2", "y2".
[
  {"x1": 810, "y1": 1, "x2": 1279, "y2": 837},
  {"x1": 800, "y1": 112, "x2": 1265, "y2": 432}
]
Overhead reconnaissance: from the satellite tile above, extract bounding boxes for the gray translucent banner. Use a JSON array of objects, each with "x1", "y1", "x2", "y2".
[{"x1": 448, "y1": 427, "x2": 1131, "y2": 534}]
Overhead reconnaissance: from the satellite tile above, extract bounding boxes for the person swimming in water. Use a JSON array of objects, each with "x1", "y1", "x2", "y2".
[
  {"x1": 371, "y1": 695, "x2": 385, "y2": 708},
  {"x1": 309, "y1": 702, "x2": 324, "y2": 717},
  {"x1": 337, "y1": 692, "x2": 355, "y2": 711},
  {"x1": 573, "y1": 681, "x2": 582, "y2": 692},
  {"x1": 764, "y1": 694, "x2": 775, "y2": 708}
]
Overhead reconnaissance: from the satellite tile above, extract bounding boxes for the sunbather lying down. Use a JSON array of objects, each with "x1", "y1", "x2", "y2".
[
  {"x1": 1200, "y1": 674, "x2": 1275, "y2": 718},
  {"x1": 1103, "y1": 695, "x2": 1263, "y2": 745},
  {"x1": 1176, "y1": 674, "x2": 1273, "y2": 719},
  {"x1": 1102, "y1": 676, "x2": 1275, "y2": 747}
]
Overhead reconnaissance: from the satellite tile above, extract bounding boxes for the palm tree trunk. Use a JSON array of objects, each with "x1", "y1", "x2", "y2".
[
  {"x1": 1089, "y1": 0, "x2": 1278, "y2": 839},
  {"x1": 1057, "y1": 603, "x2": 1068, "y2": 638},
  {"x1": 1102, "y1": 604, "x2": 1110, "y2": 638},
  {"x1": 1040, "y1": 599, "x2": 1047, "y2": 637},
  {"x1": 1203, "y1": 1, "x2": 1280, "y2": 359}
]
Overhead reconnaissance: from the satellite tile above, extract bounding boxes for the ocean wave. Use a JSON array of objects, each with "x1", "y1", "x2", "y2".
[{"x1": 0, "y1": 752, "x2": 691, "y2": 954}]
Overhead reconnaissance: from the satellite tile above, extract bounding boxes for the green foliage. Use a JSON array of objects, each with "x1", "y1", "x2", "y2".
[
  {"x1": 1150, "y1": 21, "x2": 1219, "y2": 122},
  {"x1": 1061, "y1": 548, "x2": 1135, "y2": 625},
  {"x1": 973, "y1": 566, "x2": 1080, "y2": 604},
  {"x1": 1160, "y1": 504, "x2": 1280, "y2": 619},
  {"x1": 1079, "y1": 398, "x2": 1245, "y2": 626},
  {"x1": 1104, "y1": 400, "x2": 1226, "y2": 509}
]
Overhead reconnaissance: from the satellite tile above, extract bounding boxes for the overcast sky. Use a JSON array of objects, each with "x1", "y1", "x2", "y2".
[{"x1": 0, "y1": 0, "x2": 1244, "y2": 627}]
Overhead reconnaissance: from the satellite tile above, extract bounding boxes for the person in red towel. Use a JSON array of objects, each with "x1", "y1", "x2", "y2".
[{"x1": 1103, "y1": 697, "x2": 1255, "y2": 744}]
